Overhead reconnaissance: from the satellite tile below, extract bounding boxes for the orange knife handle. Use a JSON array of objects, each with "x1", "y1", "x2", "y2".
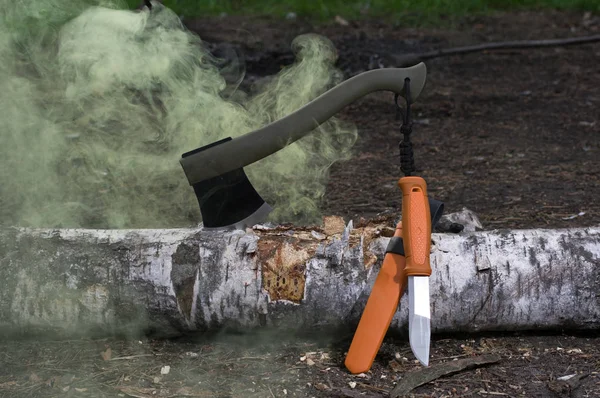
[
  {"x1": 344, "y1": 223, "x2": 407, "y2": 374},
  {"x1": 399, "y1": 176, "x2": 432, "y2": 277}
]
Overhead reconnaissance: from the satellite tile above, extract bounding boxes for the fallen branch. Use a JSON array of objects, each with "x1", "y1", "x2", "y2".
[
  {"x1": 393, "y1": 34, "x2": 600, "y2": 66},
  {"x1": 390, "y1": 354, "x2": 501, "y2": 397},
  {"x1": 333, "y1": 387, "x2": 385, "y2": 398},
  {"x1": 547, "y1": 373, "x2": 590, "y2": 397}
]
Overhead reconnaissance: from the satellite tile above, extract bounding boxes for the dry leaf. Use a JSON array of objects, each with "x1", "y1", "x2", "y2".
[
  {"x1": 75, "y1": 388, "x2": 88, "y2": 392},
  {"x1": 101, "y1": 347, "x2": 112, "y2": 361},
  {"x1": 306, "y1": 358, "x2": 315, "y2": 366},
  {"x1": 29, "y1": 373, "x2": 41, "y2": 383}
]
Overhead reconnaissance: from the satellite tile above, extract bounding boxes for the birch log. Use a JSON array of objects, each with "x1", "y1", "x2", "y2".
[{"x1": 0, "y1": 217, "x2": 599, "y2": 339}]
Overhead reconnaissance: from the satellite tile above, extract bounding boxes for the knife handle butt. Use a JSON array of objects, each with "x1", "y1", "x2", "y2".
[
  {"x1": 399, "y1": 176, "x2": 432, "y2": 277},
  {"x1": 344, "y1": 224, "x2": 407, "y2": 374}
]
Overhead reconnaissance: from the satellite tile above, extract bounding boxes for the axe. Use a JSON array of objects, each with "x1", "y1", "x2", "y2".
[{"x1": 180, "y1": 63, "x2": 427, "y2": 230}]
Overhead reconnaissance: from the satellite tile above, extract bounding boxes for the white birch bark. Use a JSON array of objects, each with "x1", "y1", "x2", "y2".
[{"x1": 0, "y1": 218, "x2": 598, "y2": 339}]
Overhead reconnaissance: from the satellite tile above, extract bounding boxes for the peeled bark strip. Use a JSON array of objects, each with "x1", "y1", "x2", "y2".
[
  {"x1": 0, "y1": 219, "x2": 598, "y2": 339},
  {"x1": 390, "y1": 354, "x2": 502, "y2": 397}
]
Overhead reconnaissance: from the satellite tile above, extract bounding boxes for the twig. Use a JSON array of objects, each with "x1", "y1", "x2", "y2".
[
  {"x1": 390, "y1": 354, "x2": 501, "y2": 398},
  {"x1": 356, "y1": 382, "x2": 389, "y2": 393},
  {"x1": 110, "y1": 354, "x2": 155, "y2": 361},
  {"x1": 393, "y1": 34, "x2": 600, "y2": 66},
  {"x1": 434, "y1": 353, "x2": 472, "y2": 361}
]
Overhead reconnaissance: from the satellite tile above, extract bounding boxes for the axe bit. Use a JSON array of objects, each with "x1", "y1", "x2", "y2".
[{"x1": 180, "y1": 63, "x2": 427, "y2": 230}]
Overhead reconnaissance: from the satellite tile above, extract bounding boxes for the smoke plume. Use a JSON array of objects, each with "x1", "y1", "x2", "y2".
[{"x1": 0, "y1": 0, "x2": 358, "y2": 229}]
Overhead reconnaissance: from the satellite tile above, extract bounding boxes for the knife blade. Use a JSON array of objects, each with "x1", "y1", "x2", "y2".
[
  {"x1": 408, "y1": 276, "x2": 430, "y2": 366},
  {"x1": 400, "y1": 176, "x2": 433, "y2": 367}
]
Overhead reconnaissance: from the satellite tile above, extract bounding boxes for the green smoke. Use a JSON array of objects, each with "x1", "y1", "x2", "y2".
[{"x1": 0, "y1": 0, "x2": 358, "y2": 229}]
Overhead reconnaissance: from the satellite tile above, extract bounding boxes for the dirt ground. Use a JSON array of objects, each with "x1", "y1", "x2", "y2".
[
  {"x1": 1, "y1": 10, "x2": 599, "y2": 398},
  {"x1": 0, "y1": 331, "x2": 598, "y2": 397}
]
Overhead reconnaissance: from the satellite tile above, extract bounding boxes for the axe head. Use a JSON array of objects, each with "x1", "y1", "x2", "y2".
[{"x1": 181, "y1": 138, "x2": 272, "y2": 231}]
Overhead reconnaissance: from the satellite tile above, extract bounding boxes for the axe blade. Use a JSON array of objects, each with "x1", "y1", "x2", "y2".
[{"x1": 182, "y1": 138, "x2": 272, "y2": 230}]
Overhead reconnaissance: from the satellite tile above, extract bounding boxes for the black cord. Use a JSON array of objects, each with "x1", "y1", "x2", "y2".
[{"x1": 395, "y1": 78, "x2": 415, "y2": 177}]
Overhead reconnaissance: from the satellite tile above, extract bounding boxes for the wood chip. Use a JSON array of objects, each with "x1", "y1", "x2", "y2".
[
  {"x1": 101, "y1": 347, "x2": 112, "y2": 361},
  {"x1": 314, "y1": 382, "x2": 330, "y2": 391},
  {"x1": 335, "y1": 15, "x2": 350, "y2": 26},
  {"x1": 322, "y1": 216, "x2": 346, "y2": 235}
]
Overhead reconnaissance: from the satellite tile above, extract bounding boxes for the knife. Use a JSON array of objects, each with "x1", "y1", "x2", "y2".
[
  {"x1": 399, "y1": 176, "x2": 433, "y2": 366},
  {"x1": 344, "y1": 192, "x2": 443, "y2": 374}
]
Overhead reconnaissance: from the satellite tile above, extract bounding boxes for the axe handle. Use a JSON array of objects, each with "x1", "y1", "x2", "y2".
[{"x1": 180, "y1": 63, "x2": 427, "y2": 185}]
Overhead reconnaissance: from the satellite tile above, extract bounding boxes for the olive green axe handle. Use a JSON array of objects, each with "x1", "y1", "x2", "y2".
[{"x1": 180, "y1": 63, "x2": 427, "y2": 185}]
